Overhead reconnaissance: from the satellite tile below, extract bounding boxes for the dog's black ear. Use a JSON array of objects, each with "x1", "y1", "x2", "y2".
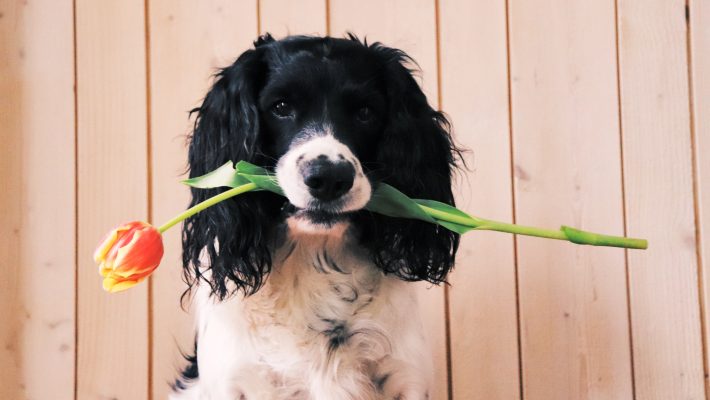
[
  {"x1": 359, "y1": 44, "x2": 461, "y2": 284},
  {"x1": 182, "y1": 40, "x2": 281, "y2": 301}
]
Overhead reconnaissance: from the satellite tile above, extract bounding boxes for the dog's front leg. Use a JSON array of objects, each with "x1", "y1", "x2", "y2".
[
  {"x1": 228, "y1": 365, "x2": 280, "y2": 400},
  {"x1": 308, "y1": 369, "x2": 378, "y2": 400},
  {"x1": 307, "y1": 350, "x2": 379, "y2": 400},
  {"x1": 374, "y1": 357, "x2": 431, "y2": 400}
]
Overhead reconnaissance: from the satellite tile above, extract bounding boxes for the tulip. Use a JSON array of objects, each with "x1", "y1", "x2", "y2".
[
  {"x1": 92, "y1": 181, "x2": 258, "y2": 293},
  {"x1": 94, "y1": 221, "x2": 164, "y2": 293}
]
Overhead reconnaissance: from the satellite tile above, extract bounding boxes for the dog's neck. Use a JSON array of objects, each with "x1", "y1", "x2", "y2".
[
  {"x1": 251, "y1": 216, "x2": 382, "y2": 333},
  {"x1": 274, "y1": 215, "x2": 375, "y2": 280}
]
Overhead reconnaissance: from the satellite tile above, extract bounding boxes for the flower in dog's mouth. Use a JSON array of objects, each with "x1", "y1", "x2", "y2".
[
  {"x1": 94, "y1": 221, "x2": 164, "y2": 293},
  {"x1": 92, "y1": 173, "x2": 257, "y2": 292},
  {"x1": 94, "y1": 160, "x2": 648, "y2": 293}
]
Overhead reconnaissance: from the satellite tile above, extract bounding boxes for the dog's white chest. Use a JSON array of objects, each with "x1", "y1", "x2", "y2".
[
  {"x1": 245, "y1": 231, "x2": 384, "y2": 369},
  {"x1": 184, "y1": 227, "x2": 433, "y2": 400}
]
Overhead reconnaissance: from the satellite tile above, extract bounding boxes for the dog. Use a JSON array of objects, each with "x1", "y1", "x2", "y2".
[{"x1": 171, "y1": 34, "x2": 461, "y2": 400}]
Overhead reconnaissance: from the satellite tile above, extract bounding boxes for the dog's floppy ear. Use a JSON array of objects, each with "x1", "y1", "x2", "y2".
[
  {"x1": 182, "y1": 35, "x2": 282, "y2": 300},
  {"x1": 359, "y1": 44, "x2": 461, "y2": 284}
]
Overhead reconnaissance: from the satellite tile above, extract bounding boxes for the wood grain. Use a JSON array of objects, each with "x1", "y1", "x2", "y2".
[
  {"x1": 330, "y1": 1, "x2": 448, "y2": 398},
  {"x1": 0, "y1": 1, "x2": 75, "y2": 399},
  {"x1": 618, "y1": 0, "x2": 706, "y2": 398},
  {"x1": 508, "y1": 0, "x2": 634, "y2": 397},
  {"x1": 148, "y1": 1, "x2": 258, "y2": 398},
  {"x1": 438, "y1": 0, "x2": 521, "y2": 398},
  {"x1": 691, "y1": 0, "x2": 710, "y2": 394},
  {"x1": 260, "y1": 0, "x2": 326, "y2": 37},
  {"x1": 75, "y1": 0, "x2": 149, "y2": 398}
]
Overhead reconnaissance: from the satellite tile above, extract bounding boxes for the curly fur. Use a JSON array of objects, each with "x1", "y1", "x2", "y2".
[{"x1": 174, "y1": 34, "x2": 461, "y2": 400}]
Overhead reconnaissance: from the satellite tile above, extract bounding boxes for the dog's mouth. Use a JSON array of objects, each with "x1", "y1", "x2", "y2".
[{"x1": 282, "y1": 201, "x2": 355, "y2": 225}]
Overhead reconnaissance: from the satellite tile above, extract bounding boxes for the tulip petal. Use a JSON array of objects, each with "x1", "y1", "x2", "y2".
[
  {"x1": 103, "y1": 276, "x2": 140, "y2": 293},
  {"x1": 103, "y1": 224, "x2": 139, "y2": 265},
  {"x1": 95, "y1": 221, "x2": 164, "y2": 293},
  {"x1": 93, "y1": 228, "x2": 119, "y2": 263},
  {"x1": 111, "y1": 228, "x2": 146, "y2": 268},
  {"x1": 112, "y1": 229, "x2": 163, "y2": 276},
  {"x1": 98, "y1": 261, "x2": 113, "y2": 277}
]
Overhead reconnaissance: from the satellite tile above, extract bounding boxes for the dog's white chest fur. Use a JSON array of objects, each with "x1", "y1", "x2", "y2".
[{"x1": 173, "y1": 222, "x2": 433, "y2": 400}]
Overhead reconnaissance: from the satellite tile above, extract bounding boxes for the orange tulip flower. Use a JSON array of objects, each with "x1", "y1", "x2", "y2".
[{"x1": 94, "y1": 221, "x2": 164, "y2": 293}]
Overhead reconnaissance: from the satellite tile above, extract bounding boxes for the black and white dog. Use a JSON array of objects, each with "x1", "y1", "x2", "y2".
[{"x1": 172, "y1": 34, "x2": 461, "y2": 400}]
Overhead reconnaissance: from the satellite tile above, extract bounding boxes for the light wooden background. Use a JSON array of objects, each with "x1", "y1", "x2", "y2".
[{"x1": 1, "y1": 0, "x2": 709, "y2": 399}]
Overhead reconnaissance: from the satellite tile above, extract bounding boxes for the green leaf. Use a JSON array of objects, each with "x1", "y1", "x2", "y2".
[
  {"x1": 413, "y1": 199, "x2": 480, "y2": 234},
  {"x1": 414, "y1": 199, "x2": 479, "y2": 221},
  {"x1": 234, "y1": 160, "x2": 270, "y2": 176},
  {"x1": 181, "y1": 161, "x2": 250, "y2": 189},
  {"x1": 235, "y1": 161, "x2": 284, "y2": 196},
  {"x1": 433, "y1": 220, "x2": 475, "y2": 234},
  {"x1": 365, "y1": 184, "x2": 436, "y2": 223}
]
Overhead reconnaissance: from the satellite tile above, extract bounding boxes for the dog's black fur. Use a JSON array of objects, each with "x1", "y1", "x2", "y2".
[{"x1": 181, "y1": 34, "x2": 461, "y2": 302}]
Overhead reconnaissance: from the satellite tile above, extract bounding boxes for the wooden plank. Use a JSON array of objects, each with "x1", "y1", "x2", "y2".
[
  {"x1": 75, "y1": 0, "x2": 149, "y2": 398},
  {"x1": 618, "y1": 0, "x2": 705, "y2": 398},
  {"x1": 0, "y1": 0, "x2": 23, "y2": 391},
  {"x1": 148, "y1": 1, "x2": 258, "y2": 398},
  {"x1": 691, "y1": 0, "x2": 710, "y2": 394},
  {"x1": 260, "y1": 0, "x2": 326, "y2": 37},
  {"x1": 438, "y1": 0, "x2": 521, "y2": 399},
  {"x1": 508, "y1": 0, "x2": 634, "y2": 398},
  {"x1": 330, "y1": 0, "x2": 438, "y2": 102},
  {"x1": 329, "y1": 1, "x2": 448, "y2": 398},
  {"x1": 0, "y1": 0, "x2": 75, "y2": 398}
]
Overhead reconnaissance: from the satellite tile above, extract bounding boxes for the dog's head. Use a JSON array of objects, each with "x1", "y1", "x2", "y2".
[{"x1": 183, "y1": 34, "x2": 460, "y2": 299}]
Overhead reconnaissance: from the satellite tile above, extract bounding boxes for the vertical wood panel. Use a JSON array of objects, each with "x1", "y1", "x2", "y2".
[
  {"x1": 508, "y1": 0, "x2": 634, "y2": 398},
  {"x1": 149, "y1": 1, "x2": 258, "y2": 398},
  {"x1": 0, "y1": 1, "x2": 75, "y2": 398},
  {"x1": 260, "y1": 0, "x2": 326, "y2": 37},
  {"x1": 329, "y1": 1, "x2": 448, "y2": 398},
  {"x1": 76, "y1": 0, "x2": 149, "y2": 398},
  {"x1": 691, "y1": 0, "x2": 710, "y2": 392},
  {"x1": 439, "y1": 0, "x2": 521, "y2": 399},
  {"x1": 618, "y1": 0, "x2": 706, "y2": 398},
  {"x1": 330, "y1": 0, "x2": 438, "y2": 102}
]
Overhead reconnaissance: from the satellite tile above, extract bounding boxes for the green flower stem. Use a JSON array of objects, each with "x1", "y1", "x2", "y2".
[
  {"x1": 160, "y1": 173, "x2": 648, "y2": 250},
  {"x1": 417, "y1": 204, "x2": 648, "y2": 249},
  {"x1": 157, "y1": 182, "x2": 258, "y2": 234},
  {"x1": 417, "y1": 204, "x2": 566, "y2": 238}
]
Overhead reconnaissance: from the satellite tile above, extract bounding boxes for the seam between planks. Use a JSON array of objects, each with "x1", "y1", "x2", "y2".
[
  {"x1": 685, "y1": 0, "x2": 710, "y2": 398},
  {"x1": 72, "y1": 0, "x2": 79, "y2": 398},
  {"x1": 433, "y1": 1, "x2": 454, "y2": 399},
  {"x1": 257, "y1": 0, "x2": 262, "y2": 36},
  {"x1": 613, "y1": 0, "x2": 637, "y2": 398},
  {"x1": 503, "y1": 0, "x2": 524, "y2": 398},
  {"x1": 325, "y1": 0, "x2": 331, "y2": 36},
  {"x1": 144, "y1": 0, "x2": 154, "y2": 399}
]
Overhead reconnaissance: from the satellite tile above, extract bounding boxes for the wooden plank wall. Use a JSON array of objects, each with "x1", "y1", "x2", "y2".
[
  {"x1": 0, "y1": 1, "x2": 75, "y2": 399},
  {"x1": 1, "y1": 0, "x2": 709, "y2": 399},
  {"x1": 619, "y1": 1, "x2": 705, "y2": 398},
  {"x1": 75, "y1": 1, "x2": 150, "y2": 398},
  {"x1": 439, "y1": 0, "x2": 520, "y2": 398},
  {"x1": 148, "y1": 3, "x2": 257, "y2": 399},
  {"x1": 509, "y1": 0, "x2": 633, "y2": 398}
]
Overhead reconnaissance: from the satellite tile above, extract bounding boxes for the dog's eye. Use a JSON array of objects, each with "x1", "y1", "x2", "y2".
[
  {"x1": 271, "y1": 101, "x2": 295, "y2": 118},
  {"x1": 355, "y1": 106, "x2": 373, "y2": 123}
]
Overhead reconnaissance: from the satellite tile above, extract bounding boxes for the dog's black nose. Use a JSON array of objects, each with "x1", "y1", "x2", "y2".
[{"x1": 303, "y1": 159, "x2": 355, "y2": 201}]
